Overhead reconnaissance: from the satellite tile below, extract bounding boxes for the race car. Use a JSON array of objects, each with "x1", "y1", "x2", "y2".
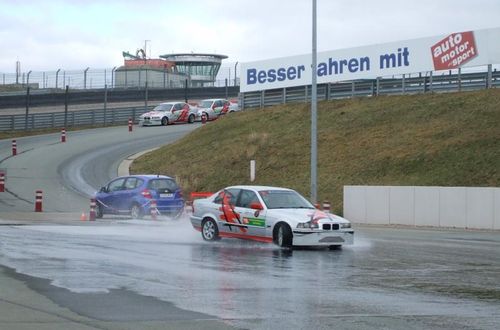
[
  {"x1": 190, "y1": 185, "x2": 354, "y2": 249},
  {"x1": 195, "y1": 98, "x2": 236, "y2": 121},
  {"x1": 139, "y1": 102, "x2": 197, "y2": 126}
]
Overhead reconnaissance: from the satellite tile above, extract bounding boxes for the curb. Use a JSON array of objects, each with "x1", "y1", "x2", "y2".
[{"x1": 117, "y1": 147, "x2": 159, "y2": 177}]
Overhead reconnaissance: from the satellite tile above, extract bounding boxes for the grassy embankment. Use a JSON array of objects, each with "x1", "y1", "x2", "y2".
[{"x1": 131, "y1": 89, "x2": 500, "y2": 214}]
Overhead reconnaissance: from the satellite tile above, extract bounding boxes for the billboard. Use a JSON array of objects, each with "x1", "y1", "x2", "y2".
[{"x1": 240, "y1": 27, "x2": 500, "y2": 92}]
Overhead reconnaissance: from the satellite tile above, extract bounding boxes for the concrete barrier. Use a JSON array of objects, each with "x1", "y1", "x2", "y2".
[{"x1": 344, "y1": 186, "x2": 500, "y2": 230}]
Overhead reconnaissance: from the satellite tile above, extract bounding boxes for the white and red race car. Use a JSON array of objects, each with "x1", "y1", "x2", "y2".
[
  {"x1": 190, "y1": 185, "x2": 354, "y2": 249},
  {"x1": 195, "y1": 98, "x2": 239, "y2": 121},
  {"x1": 139, "y1": 102, "x2": 197, "y2": 126}
]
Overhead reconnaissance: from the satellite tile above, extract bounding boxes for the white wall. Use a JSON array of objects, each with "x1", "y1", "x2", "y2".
[{"x1": 344, "y1": 186, "x2": 500, "y2": 230}]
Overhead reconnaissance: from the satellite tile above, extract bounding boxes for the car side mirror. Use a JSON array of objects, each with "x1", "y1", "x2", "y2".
[
  {"x1": 249, "y1": 202, "x2": 263, "y2": 210},
  {"x1": 100, "y1": 186, "x2": 108, "y2": 193}
]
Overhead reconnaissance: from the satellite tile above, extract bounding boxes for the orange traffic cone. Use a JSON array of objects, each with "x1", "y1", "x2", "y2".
[{"x1": 80, "y1": 212, "x2": 87, "y2": 221}]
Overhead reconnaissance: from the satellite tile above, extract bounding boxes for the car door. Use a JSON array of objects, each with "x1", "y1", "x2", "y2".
[
  {"x1": 115, "y1": 177, "x2": 141, "y2": 211},
  {"x1": 170, "y1": 103, "x2": 183, "y2": 122},
  {"x1": 213, "y1": 188, "x2": 241, "y2": 235},
  {"x1": 213, "y1": 100, "x2": 224, "y2": 116},
  {"x1": 234, "y1": 189, "x2": 267, "y2": 238},
  {"x1": 99, "y1": 178, "x2": 126, "y2": 213}
]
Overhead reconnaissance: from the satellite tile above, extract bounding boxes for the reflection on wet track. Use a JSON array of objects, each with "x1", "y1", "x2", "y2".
[{"x1": 0, "y1": 219, "x2": 499, "y2": 329}]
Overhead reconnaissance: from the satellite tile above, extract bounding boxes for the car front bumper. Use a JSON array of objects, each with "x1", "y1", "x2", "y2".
[
  {"x1": 292, "y1": 229, "x2": 354, "y2": 246},
  {"x1": 139, "y1": 119, "x2": 162, "y2": 126}
]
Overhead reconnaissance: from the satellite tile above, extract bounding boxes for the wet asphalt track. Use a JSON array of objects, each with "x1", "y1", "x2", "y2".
[{"x1": 0, "y1": 123, "x2": 499, "y2": 329}]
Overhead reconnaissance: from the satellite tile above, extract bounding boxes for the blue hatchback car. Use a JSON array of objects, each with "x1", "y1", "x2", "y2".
[{"x1": 95, "y1": 175, "x2": 184, "y2": 219}]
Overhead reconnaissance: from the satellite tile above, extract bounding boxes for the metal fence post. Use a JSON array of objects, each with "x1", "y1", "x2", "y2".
[
  {"x1": 351, "y1": 81, "x2": 355, "y2": 97},
  {"x1": 376, "y1": 77, "x2": 380, "y2": 96},
  {"x1": 429, "y1": 71, "x2": 433, "y2": 92},
  {"x1": 64, "y1": 85, "x2": 69, "y2": 128},
  {"x1": 402, "y1": 74, "x2": 406, "y2": 94},
  {"x1": 282, "y1": 88, "x2": 286, "y2": 104},
  {"x1": 84, "y1": 67, "x2": 89, "y2": 89},
  {"x1": 145, "y1": 82, "x2": 149, "y2": 111},
  {"x1": 25, "y1": 86, "x2": 30, "y2": 130},
  {"x1": 56, "y1": 69, "x2": 61, "y2": 89},
  {"x1": 458, "y1": 68, "x2": 462, "y2": 92},
  {"x1": 487, "y1": 64, "x2": 492, "y2": 89},
  {"x1": 104, "y1": 84, "x2": 108, "y2": 126}
]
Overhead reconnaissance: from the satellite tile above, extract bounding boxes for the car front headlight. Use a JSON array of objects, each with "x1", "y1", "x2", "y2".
[
  {"x1": 340, "y1": 223, "x2": 351, "y2": 229},
  {"x1": 297, "y1": 221, "x2": 319, "y2": 229}
]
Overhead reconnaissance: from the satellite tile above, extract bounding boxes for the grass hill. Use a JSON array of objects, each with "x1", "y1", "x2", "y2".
[{"x1": 130, "y1": 89, "x2": 500, "y2": 214}]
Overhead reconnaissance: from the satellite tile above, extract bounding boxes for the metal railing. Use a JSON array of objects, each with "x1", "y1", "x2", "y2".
[
  {"x1": 240, "y1": 70, "x2": 500, "y2": 109},
  {"x1": 0, "y1": 107, "x2": 150, "y2": 131}
]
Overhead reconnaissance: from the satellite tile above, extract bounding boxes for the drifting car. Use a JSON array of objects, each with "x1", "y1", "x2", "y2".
[
  {"x1": 190, "y1": 185, "x2": 354, "y2": 249},
  {"x1": 95, "y1": 175, "x2": 184, "y2": 219},
  {"x1": 139, "y1": 102, "x2": 196, "y2": 126},
  {"x1": 195, "y1": 98, "x2": 237, "y2": 121}
]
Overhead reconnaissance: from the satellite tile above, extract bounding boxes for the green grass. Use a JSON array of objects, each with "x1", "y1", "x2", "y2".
[{"x1": 131, "y1": 89, "x2": 500, "y2": 214}]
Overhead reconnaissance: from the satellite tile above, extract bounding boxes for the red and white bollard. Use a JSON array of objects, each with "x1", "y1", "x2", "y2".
[
  {"x1": 35, "y1": 190, "x2": 43, "y2": 212},
  {"x1": 150, "y1": 199, "x2": 157, "y2": 220},
  {"x1": 201, "y1": 113, "x2": 207, "y2": 124},
  {"x1": 61, "y1": 128, "x2": 66, "y2": 143},
  {"x1": 0, "y1": 172, "x2": 5, "y2": 192},
  {"x1": 128, "y1": 117, "x2": 133, "y2": 132},
  {"x1": 322, "y1": 201, "x2": 331, "y2": 213},
  {"x1": 12, "y1": 140, "x2": 17, "y2": 156},
  {"x1": 89, "y1": 198, "x2": 96, "y2": 221}
]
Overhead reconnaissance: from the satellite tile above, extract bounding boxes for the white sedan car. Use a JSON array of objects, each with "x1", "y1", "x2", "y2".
[
  {"x1": 190, "y1": 185, "x2": 354, "y2": 249},
  {"x1": 139, "y1": 102, "x2": 197, "y2": 126},
  {"x1": 195, "y1": 98, "x2": 238, "y2": 121}
]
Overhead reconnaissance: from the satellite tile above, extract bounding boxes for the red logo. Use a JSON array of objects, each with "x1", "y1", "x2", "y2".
[{"x1": 431, "y1": 31, "x2": 477, "y2": 70}]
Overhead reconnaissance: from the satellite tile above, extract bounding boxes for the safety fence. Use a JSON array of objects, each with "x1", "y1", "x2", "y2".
[
  {"x1": 0, "y1": 106, "x2": 150, "y2": 131},
  {"x1": 240, "y1": 70, "x2": 500, "y2": 109},
  {"x1": 0, "y1": 66, "x2": 240, "y2": 90}
]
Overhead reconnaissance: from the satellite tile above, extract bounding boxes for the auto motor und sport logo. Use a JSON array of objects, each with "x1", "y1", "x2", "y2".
[{"x1": 431, "y1": 31, "x2": 478, "y2": 70}]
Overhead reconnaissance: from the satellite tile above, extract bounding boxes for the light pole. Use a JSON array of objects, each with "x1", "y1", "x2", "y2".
[{"x1": 311, "y1": 0, "x2": 318, "y2": 203}]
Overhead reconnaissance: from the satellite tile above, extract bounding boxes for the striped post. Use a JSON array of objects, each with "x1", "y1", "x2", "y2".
[
  {"x1": 61, "y1": 128, "x2": 66, "y2": 143},
  {"x1": 150, "y1": 199, "x2": 157, "y2": 220},
  {"x1": 35, "y1": 190, "x2": 43, "y2": 212},
  {"x1": 0, "y1": 172, "x2": 5, "y2": 192},
  {"x1": 89, "y1": 198, "x2": 96, "y2": 221},
  {"x1": 322, "y1": 201, "x2": 331, "y2": 213},
  {"x1": 128, "y1": 117, "x2": 133, "y2": 132},
  {"x1": 12, "y1": 140, "x2": 17, "y2": 156}
]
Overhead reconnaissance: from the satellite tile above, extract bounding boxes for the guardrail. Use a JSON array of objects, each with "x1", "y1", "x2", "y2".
[
  {"x1": 0, "y1": 106, "x2": 151, "y2": 131},
  {"x1": 240, "y1": 70, "x2": 500, "y2": 109}
]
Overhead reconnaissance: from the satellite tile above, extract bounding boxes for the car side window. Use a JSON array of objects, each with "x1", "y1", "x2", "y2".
[
  {"x1": 108, "y1": 178, "x2": 126, "y2": 192},
  {"x1": 174, "y1": 103, "x2": 183, "y2": 111},
  {"x1": 237, "y1": 190, "x2": 259, "y2": 208},
  {"x1": 215, "y1": 100, "x2": 223, "y2": 107},
  {"x1": 124, "y1": 177, "x2": 141, "y2": 190},
  {"x1": 213, "y1": 188, "x2": 240, "y2": 205}
]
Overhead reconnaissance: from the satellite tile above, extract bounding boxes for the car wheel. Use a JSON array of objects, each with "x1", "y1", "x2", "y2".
[
  {"x1": 188, "y1": 114, "x2": 195, "y2": 123},
  {"x1": 161, "y1": 117, "x2": 169, "y2": 126},
  {"x1": 275, "y1": 223, "x2": 293, "y2": 248},
  {"x1": 95, "y1": 202, "x2": 103, "y2": 219},
  {"x1": 130, "y1": 203, "x2": 143, "y2": 219},
  {"x1": 201, "y1": 218, "x2": 219, "y2": 241}
]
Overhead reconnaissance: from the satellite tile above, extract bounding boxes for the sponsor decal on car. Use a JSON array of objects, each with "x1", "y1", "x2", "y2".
[{"x1": 218, "y1": 191, "x2": 247, "y2": 233}]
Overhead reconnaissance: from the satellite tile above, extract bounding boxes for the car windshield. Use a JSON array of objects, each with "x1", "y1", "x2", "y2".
[
  {"x1": 258, "y1": 190, "x2": 315, "y2": 209},
  {"x1": 153, "y1": 104, "x2": 173, "y2": 111},
  {"x1": 199, "y1": 100, "x2": 214, "y2": 108}
]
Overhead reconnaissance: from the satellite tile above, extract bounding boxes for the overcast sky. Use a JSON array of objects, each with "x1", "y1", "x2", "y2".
[{"x1": 1, "y1": 0, "x2": 499, "y2": 74}]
